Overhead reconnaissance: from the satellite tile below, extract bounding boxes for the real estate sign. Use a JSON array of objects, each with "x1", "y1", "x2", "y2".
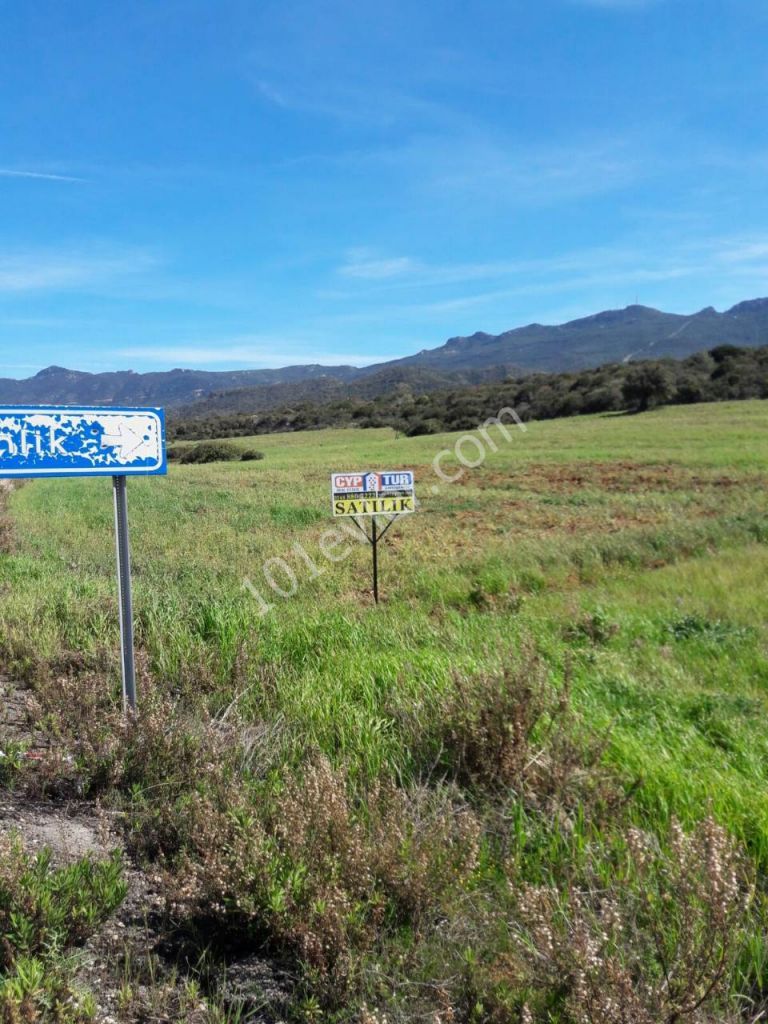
[{"x1": 331, "y1": 470, "x2": 415, "y2": 517}]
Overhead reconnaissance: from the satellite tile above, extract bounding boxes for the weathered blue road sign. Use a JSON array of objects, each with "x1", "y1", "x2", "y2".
[
  {"x1": 0, "y1": 405, "x2": 167, "y2": 711},
  {"x1": 0, "y1": 406, "x2": 167, "y2": 478}
]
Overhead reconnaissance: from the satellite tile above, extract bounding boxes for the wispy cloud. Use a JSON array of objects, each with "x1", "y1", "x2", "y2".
[
  {"x1": 338, "y1": 251, "x2": 417, "y2": 280},
  {"x1": 716, "y1": 238, "x2": 768, "y2": 264},
  {"x1": 340, "y1": 132, "x2": 647, "y2": 210},
  {"x1": 331, "y1": 244, "x2": 677, "y2": 297},
  {"x1": 254, "y1": 78, "x2": 458, "y2": 132},
  {"x1": 325, "y1": 231, "x2": 768, "y2": 324},
  {"x1": 0, "y1": 363, "x2": 43, "y2": 373},
  {"x1": 0, "y1": 247, "x2": 158, "y2": 293},
  {"x1": 118, "y1": 337, "x2": 383, "y2": 368},
  {"x1": 569, "y1": 0, "x2": 663, "y2": 9},
  {"x1": 426, "y1": 138, "x2": 641, "y2": 203},
  {"x1": 0, "y1": 168, "x2": 88, "y2": 183}
]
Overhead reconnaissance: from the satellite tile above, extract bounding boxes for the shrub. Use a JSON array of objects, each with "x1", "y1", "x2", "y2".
[
  {"x1": 240, "y1": 449, "x2": 265, "y2": 461},
  {"x1": 405, "y1": 418, "x2": 441, "y2": 437},
  {"x1": 179, "y1": 441, "x2": 240, "y2": 464},
  {"x1": 0, "y1": 740, "x2": 26, "y2": 788},
  {"x1": 433, "y1": 651, "x2": 612, "y2": 811},
  {"x1": 0, "y1": 839, "x2": 126, "y2": 967},
  {"x1": 564, "y1": 606, "x2": 620, "y2": 645},
  {"x1": 167, "y1": 758, "x2": 481, "y2": 1004},
  {"x1": 515, "y1": 818, "x2": 755, "y2": 1023},
  {"x1": 0, "y1": 835, "x2": 126, "y2": 1020},
  {"x1": 665, "y1": 614, "x2": 754, "y2": 644},
  {"x1": 622, "y1": 363, "x2": 675, "y2": 412}
]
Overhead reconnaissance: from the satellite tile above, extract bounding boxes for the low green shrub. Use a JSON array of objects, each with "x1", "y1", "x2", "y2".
[
  {"x1": 179, "y1": 441, "x2": 240, "y2": 464},
  {"x1": 0, "y1": 836, "x2": 126, "y2": 1021},
  {"x1": 0, "y1": 740, "x2": 26, "y2": 789},
  {"x1": 665, "y1": 614, "x2": 754, "y2": 644}
]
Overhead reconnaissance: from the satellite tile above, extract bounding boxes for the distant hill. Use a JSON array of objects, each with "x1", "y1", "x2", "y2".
[
  {"x1": 2, "y1": 298, "x2": 767, "y2": 410},
  {"x1": 169, "y1": 342, "x2": 768, "y2": 442},
  {"x1": 389, "y1": 298, "x2": 768, "y2": 374},
  {"x1": 0, "y1": 363, "x2": 359, "y2": 407},
  {"x1": 174, "y1": 363, "x2": 516, "y2": 419}
]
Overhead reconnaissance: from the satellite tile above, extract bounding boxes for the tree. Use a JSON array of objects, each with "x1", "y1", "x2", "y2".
[{"x1": 622, "y1": 364, "x2": 674, "y2": 412}]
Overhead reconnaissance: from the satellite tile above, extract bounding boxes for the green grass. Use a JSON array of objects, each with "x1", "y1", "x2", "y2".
[
  {"x1": 4, "y1": 402, "x2": 768, "y2": 820},
  {"x1": 2, "y1": 400, "x2": 768, "y2": 1019}
]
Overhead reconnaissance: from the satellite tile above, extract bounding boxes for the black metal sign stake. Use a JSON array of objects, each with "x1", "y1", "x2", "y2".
[
  {"x1": 352, "y1": 514, "x2": 399, "y2": 605},
  {"x1": 371, "y1": 516, "x2": 379, "y2": 604},
  {"x1": 112, "y1": 475, "x2": 137, "y2": 712}
]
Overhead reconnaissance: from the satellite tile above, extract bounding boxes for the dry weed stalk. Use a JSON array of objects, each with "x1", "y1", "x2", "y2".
[{"x1": 514, "y1": 817, "x2": 754, "y2": 1023}]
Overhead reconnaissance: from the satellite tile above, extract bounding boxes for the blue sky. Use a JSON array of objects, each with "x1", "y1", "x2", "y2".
[{"x1": 1, "y1": 0, "x2": 766, "y2": 376}]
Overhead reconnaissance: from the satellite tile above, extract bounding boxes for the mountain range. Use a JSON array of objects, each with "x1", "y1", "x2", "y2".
[{"x1": 3, "y1": 297, "x2": 767, "y2": 413}]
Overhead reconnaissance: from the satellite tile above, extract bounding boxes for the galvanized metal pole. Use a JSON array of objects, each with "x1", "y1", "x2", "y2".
[
  {"x1": 112, "y1": 475, "x2": 137, "y2": 712},
  {"x1": 371, "y1": 516, "x2": 379, "y2": 604}
]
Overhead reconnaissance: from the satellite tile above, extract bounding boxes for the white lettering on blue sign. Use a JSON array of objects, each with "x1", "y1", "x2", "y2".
[
  {"x1": 379, "y1": 471, "x2": 414, "y2": 491},
  {"x1": 0, "y1": 407, "x2": 167, "y2": 478}
]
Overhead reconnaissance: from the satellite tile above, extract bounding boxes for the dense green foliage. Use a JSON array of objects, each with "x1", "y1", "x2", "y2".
[
  {"x1": 172, "y1": 362, "x2": 508, "y2": 421},
  {"x1": 169, "y1": 343, "x2": 768, "y2": 441}
]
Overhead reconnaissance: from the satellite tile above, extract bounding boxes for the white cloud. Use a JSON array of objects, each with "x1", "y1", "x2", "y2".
[
  {"x1": 0, "y1": 362, "x2": 42, "y2": 373},
  {"x1": 0, "y1": 168, "x2": 87, "y2": 183},
  {"x1": 339, "y1": 253, "x2": 417, "y2": 280},
  {"x1": 716, "y1": 239, "x2": 768, "y2": 264},
  {"x1": 0, "y1": 247, "x2": 158, "y2": 293},
  {"x1": 321, "y1": 231, "x2": 768, "y2": 329},
  {"x1": 330, "y1": 242, "x2": 692, "y2": 299},
  {"x1": 569, "y1": 0, "x2": 663, "y2": 8},
  {"x1": 427, "y1": 140, "x2": 640, "y2": 203},
  {"x1": 342, "y1": 132, "x2": 647, "y2": 211},
  {"x1": 118, "y1": 338, "x2": 383, "y2": 368}
]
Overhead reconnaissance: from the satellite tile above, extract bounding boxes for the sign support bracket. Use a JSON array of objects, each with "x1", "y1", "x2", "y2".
[
  {"x1": 112, "y1": 475, "x2": 137, "y2": 712},
  {"x1": 352, "y1": 513, "x2": 400, "y2": 605},
  {"x1": 372, "y1": 517, "x2": 379, "y2": 604}
]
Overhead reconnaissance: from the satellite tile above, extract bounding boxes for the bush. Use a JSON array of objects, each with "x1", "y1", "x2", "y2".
[
  {"x1": 405, "y1": 418, "x2": 441, "y2": 437},
  {"x1": 622, "y1": 363, "x2": 674, "y2": 412},
  {"x1": 433, "y1": 650, "x2": 613, "y2": 811},
  {"x1": 0, "y1": 836, "x2": 126, "y2": 1020},
  {"x1": 240, "y1": 449, "x2": 265, "y2": 461},
  {"x1": 169, "y1": 757, "x2": 481, "y2": 1003},
  {"x1": 179, "y1": 441, "x2": 240, "y2": 464},
  {"x1": 515, "y1": 818, "x2": 755, "y2": 1023}
]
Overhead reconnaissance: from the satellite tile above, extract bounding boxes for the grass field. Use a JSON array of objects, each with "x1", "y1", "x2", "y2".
[{"x1": 2, "y1": 400, "x2": 768, "y2": 1021}]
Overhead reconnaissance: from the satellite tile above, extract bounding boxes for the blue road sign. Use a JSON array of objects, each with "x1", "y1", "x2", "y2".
[{"x1": 0, "y1": 406, "x2": 167, "y2": 478}]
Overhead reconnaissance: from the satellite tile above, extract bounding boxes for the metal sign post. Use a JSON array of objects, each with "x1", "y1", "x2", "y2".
[
  {"x1": 371, "y1": 516, "x2": 378, "y2": 604},
  {"x1": 0, "y1": 406, "x2": 167, "y2": 713},
  {"x1": 112, "y1": 475, "x2": 137, "y2": 712},
  {"x1": 330, "y1": 471, "x2": 416, "y2": 604}
]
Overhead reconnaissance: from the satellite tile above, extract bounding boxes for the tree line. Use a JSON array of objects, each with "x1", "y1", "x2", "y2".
[{"x1": 168, "y1": 343, "x2": 768, "y2": 441}]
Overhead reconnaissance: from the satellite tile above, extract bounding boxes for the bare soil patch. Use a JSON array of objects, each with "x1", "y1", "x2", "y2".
[{"x1": 480, "y1": 461, "x2": 758, "y2": 494}]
